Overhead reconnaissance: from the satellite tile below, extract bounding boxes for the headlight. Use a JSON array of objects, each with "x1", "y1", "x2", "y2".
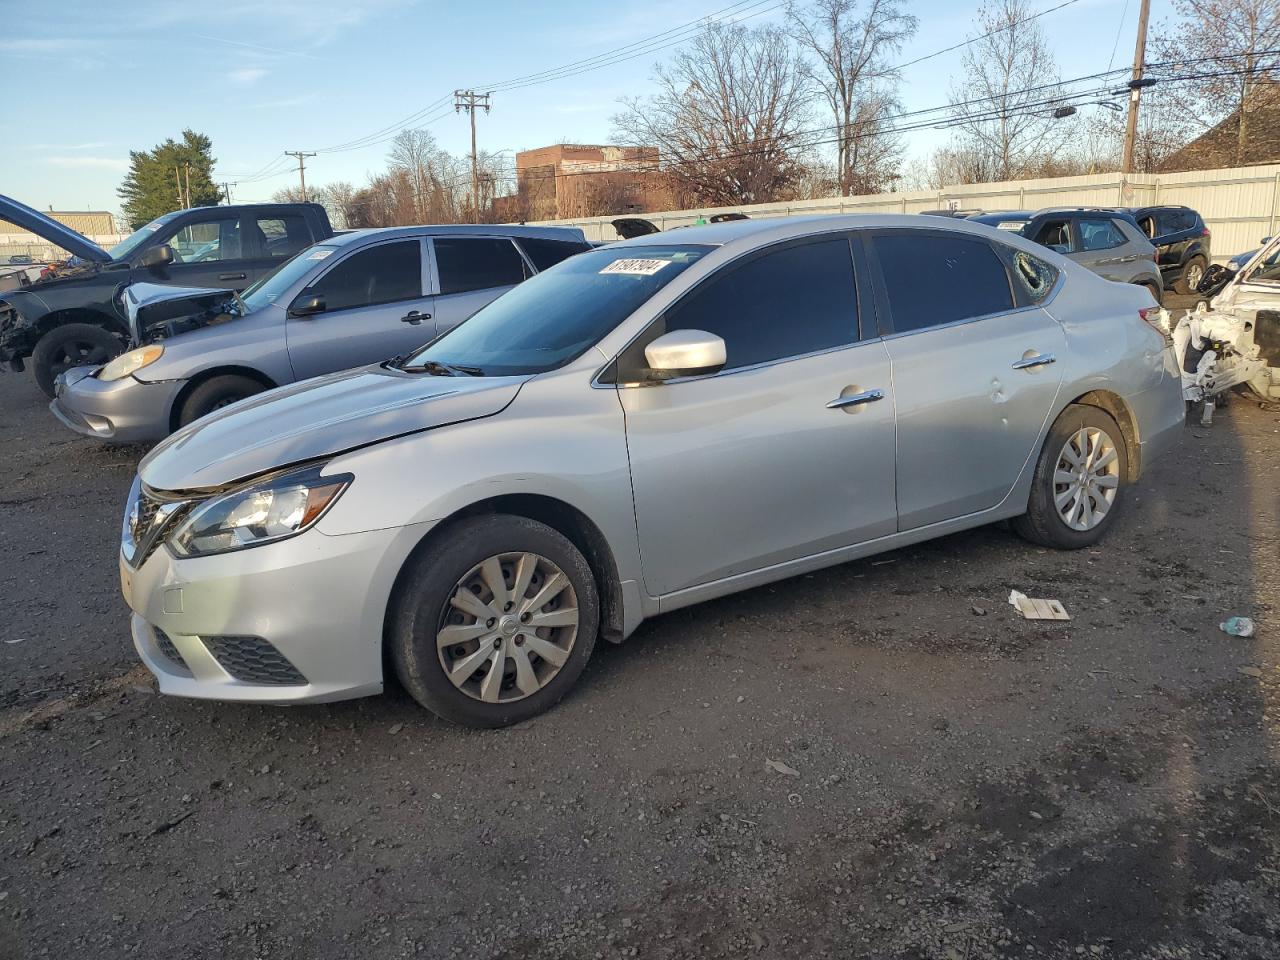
[
  {"x1": 168, "y1": 464, "x2": 351, "y2": 558},
  {"x1": 100, "y1": 344, "x2": 163, "y2": 382}
]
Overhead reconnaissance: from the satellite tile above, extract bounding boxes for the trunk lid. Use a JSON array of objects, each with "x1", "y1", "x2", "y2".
[
  {"x1": 139, "y1": 364, "x2": 528, "y2": 491},
  {"x1": 0, "y1": 193, "x2": 111, "y2": 264}
]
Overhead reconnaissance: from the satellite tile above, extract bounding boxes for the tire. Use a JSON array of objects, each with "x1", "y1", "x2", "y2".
[
  {"x1": 1139, "y1": 281, "x2": 1162, "y2": 306},
  {"x1": 31, "y1": 322, "x2": 123, "y2": 398},
  {"x1": 1012, "y1": 404, "x2": 1129, "y2": 550},
  {"x1": 177, "y1": 374, "x2": 265, "y2": 427},
  {"x1": 1175, "y1": 255, "x2": 1208, "y2": 295},
  {"x1": 390, "y1": 514, "x2": 600, "y2": 728}
]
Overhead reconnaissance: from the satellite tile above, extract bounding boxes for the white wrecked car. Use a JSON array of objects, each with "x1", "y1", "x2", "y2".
[{"x1": 1169, "y1": 235, "x2": 1280, "y2": 422}]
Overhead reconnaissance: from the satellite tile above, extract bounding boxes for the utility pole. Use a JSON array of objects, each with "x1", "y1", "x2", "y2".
[
  {"x1": 183, "y1": 162, "x2": 192, "y2": 208},
  {"x1": 175, "y1": 166, "x2": 185, "y2": 208},
  {"x1": 285, "y1": 151, "x2": 316, "y2": 202},
  {"x1": 454, "y1": 90, "x2": 491, "y2": 221},
  {"x1": 1121, "y1": 0, "x2": 1152, "y2": 174},
  {"x1": 220, "y1": 182, "x2": 235, "y2": 204}
]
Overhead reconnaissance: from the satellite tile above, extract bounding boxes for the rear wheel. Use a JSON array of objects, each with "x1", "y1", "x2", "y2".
[
  {"x1": 1013, "y1": 404, "x2": 1128, "y2": 549},
  {"x1": 31, "y1": 322, "x2": 122, "y2": 398},
  {"x1": 1176, "y1": 255, "x2": 1207, "y2": 295},
  {"x1": 176, "y1": 374, "x2": 265, "y2": 427},
  {"x1": 1139, "y1": 281, "x2": 1162, "y2": 306},
  {"x1": 390, "y1": 514, "x2": 599, "y2": 728}
]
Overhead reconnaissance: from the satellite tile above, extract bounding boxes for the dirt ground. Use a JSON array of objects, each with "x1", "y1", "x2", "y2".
[{"x1": 0, "y1": 362, "x2": 1277, "y2": 960}]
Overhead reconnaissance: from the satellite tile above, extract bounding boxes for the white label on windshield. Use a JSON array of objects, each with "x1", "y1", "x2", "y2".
[
  {"x1": 600, "y1": 258, "x2": 671, "y2": 276},
  {"x1": 308, "y1": 249, "x2": 334, "y2": 260},
  {"x1": 996, "y1": 222, "x2": 1024, "y2": 231}
]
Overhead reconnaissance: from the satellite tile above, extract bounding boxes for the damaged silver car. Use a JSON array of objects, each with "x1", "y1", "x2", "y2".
[
  {"x1": 1168, "y1": 235, "x2": 1280, "y2": 424},
  {"x1": 49, "y1": 225, "x2": 591, "y2": 442}
]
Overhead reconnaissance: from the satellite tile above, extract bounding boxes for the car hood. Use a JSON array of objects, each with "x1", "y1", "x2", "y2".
[
  {"x1": 139, "y1": 364, "x2": 529, "y2": 491},
  {"x1": 0, "y1": 193, "x2": 110, "y2": 264},
  {"x1": 124, "y1": 281, "x2": 236, "y2": 342}
]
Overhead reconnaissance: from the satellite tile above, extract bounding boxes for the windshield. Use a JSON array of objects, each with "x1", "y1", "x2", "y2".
[
  {"x1": 404, "y1": 245, "x2": 710, "y2": 376},
  {"x1": 239, "y1": 245, "x2": 335, "y2": 311},
  {"x1": 107, "y1": 212, "x2": 181, "y2": 261}
]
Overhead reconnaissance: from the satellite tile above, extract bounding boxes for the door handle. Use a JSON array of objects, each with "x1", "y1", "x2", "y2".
[
  {"x1": 1012, "y1": 352, "x2": 1056, "y2": 370},
  {"x1": 826, "y1": 388, "x2": 884, "y2": 410},
  {"x1": 401, "y1": 310, "x2": 432, "y2": 325},
  {"x1": 217, "y1": 272, "x2": 247, "y2": 281}
]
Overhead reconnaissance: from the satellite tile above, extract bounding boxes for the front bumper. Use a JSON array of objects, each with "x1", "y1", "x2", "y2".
[
  {"x1": 122, "y1": 521, "x2": 432, "y2": 705},
  {"x1": 50, "y1": 367, "x2": 184, "y2": 443}
]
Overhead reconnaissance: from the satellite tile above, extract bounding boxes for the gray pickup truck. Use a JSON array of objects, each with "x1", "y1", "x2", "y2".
[{"x1": 0, "y1": 195, "x2": 334, "y2": 396}]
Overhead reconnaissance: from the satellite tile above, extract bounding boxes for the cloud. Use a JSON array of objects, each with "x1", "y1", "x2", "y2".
[
  {"x1": 247, "y1": 94, "x2": 317, "y2": 110},
  {"x1": 47, "y1": 156, "x2": 129, "y2": 171},
  {"x1": 27, "y1": 142, "x2": 109, "y2": 151},
  {"x1": 229, "y1": 67, "x2": 269, "y2": 85}
]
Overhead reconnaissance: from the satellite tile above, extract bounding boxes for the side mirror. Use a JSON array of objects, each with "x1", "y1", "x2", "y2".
[
  {"x1": 138, "y1": 244, "x2": 174, "y2": 270},
  {"x1": 643, "y1": 329, "x2": 726, "y2": 380},
  {"x1": 288, "y1": 294, "x2": 326, "y2": 318},
  {"x1": 1263, "y1": 236, "x2": 1273, "y2": 244}
]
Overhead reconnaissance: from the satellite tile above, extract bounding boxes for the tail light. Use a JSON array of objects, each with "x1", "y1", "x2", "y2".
[
  {"x1": 1139, "y1": 306, "x2": 1173, "y2": 345},
  {"x1": 1201, "y1": 227, "x2": 1211, "y2": 237}
]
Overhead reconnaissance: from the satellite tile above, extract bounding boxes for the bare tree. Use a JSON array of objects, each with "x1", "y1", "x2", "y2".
[
  {"x1": 944, "y1": 0, "x2": 1073, "y2": 182},
  {"x1": 613, "y1": 22, "x2": 812, "y2": 205},
  {"x1": 272, "y1": 181, "x2": 361, "y2": 228},
  {"x1": 1153, "y1": 0, "x2": 1280, "y2": 165},
  {"x1": 787, "y1": 0, "x2": 916, "y2": 195}
]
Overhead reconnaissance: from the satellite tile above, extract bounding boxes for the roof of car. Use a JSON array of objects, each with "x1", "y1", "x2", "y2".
[
  {"x1": 967, "y1": 211, "x2": 1032, "y2": 224},
  {"x1": 325, "y1": 223, "x2": 589, "y2": 246},
  {"x1": 603, "y1": 212, "x2": 1051, "y2": 250}
]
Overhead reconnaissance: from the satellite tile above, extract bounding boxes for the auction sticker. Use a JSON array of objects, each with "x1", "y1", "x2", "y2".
[
  {"x1": 308, "y1": 249, "x2": 335, "y2": 260},
  {"x1": 600, "y1": 258, "x2": 671, "y2": 276}
]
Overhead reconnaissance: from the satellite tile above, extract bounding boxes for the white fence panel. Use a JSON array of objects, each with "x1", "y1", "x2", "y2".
[{"x1": 530, "y1": 164, "x2": 1280, "y2": 259}]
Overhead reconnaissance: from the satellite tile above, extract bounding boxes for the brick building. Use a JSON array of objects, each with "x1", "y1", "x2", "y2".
[{"x1": 498, "y1": 144, "x2": 673, "y2": 222}]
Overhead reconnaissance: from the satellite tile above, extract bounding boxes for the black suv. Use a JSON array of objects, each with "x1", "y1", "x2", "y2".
[{"x1": 1128, "y1": 205, "x2": 1211, "y2": 295}]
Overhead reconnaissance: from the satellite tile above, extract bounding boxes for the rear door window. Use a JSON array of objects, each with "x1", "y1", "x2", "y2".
[
  {"x1": 256, "y1": 215, "x2": 312, "y2": 259},
  {"x1": 434, "y1": 237, "x2": 531, "y2": 294},
  {"x1": 1078, "y1": 219, "x2": 1128, "y2": 251},
  {"x1": 303, "y1": 240, "x2": 422, "y2": 312},
  {"x1": 661, "y1": 237, "x2": 858, "y2": 370},
  {"x1": 872, "y1": 232, "x2": 1014, "y2": 333},
  {"x1": 516, "y1": 237, "x2": 589, "y2": 271}
]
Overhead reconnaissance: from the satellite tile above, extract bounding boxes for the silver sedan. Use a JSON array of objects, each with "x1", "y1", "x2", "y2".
[
  {"x1": 49, "y1": 225, "x2": 590, "y2": 442},
  {"x1": 118, "y1": 214, "x2": 1185, "y2": 727}
]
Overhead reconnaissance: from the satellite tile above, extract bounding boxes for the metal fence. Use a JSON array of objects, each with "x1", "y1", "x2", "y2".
[
  {"x1": 531, "y1": 163, "x2": 1280, "y2": 259},
  {"x1": 0, "y1": 234, "x2": 126, "y2": 264}
]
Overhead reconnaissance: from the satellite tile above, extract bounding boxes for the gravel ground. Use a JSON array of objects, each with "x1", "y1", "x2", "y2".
[{"x1": 0, "y1": 362, "x2": 1277, "y2": 960}]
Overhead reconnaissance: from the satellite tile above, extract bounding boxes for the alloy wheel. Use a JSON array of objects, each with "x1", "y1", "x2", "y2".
[
  {"x1": 436, "y1": 552, "x2": 579, "y2": 704},
  {"x1": 1185, "y1": 262, "x2": 1204, "y2": 289},
  {"x1": 1053, "y1": 427, "x2": 1120, "y2": 531}
]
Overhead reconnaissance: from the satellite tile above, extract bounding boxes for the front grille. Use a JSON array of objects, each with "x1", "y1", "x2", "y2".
[
  {"x1": 152, "y1": 628, "x2": 189, "y2": 671},
  {"x1": 204, "y1": 636, "x2": 307, "y2": 686},
  {"x1": 126, "y1": 486, "x2": 193, "y2": 567}
]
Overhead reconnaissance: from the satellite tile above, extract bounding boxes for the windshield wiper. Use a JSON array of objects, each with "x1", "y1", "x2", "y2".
[{"x1": 399, "y1": 359, "x2": 485, "y2": 377}]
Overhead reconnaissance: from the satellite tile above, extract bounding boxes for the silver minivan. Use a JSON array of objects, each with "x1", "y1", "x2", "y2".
[{"x1": 50, "y1": 225, "x2": 590, "y2": 441}]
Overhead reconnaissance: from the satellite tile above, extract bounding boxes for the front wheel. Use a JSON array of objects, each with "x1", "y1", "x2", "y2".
[
  {"x1": 389, "y1": 514, "x2": 600, "y2": 728},
  {"x1": 177, "y1": 374, "x2": 265, "y2": 427},
  {"x1": 31, "y1": 322, "x2": 123, "y2": 398},
  {"x1": 1012, "y1": 404, "x2": 1129, "y2": 549}
]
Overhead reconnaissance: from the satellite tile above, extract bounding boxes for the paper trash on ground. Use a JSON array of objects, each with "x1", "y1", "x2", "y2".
[{"x1": 1008, "y1": 589, "x2": 1071, "y2": 621}]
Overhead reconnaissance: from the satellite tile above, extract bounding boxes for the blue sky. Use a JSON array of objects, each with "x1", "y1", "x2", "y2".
[{"x1": 0, "y1": 0, "x2": 1178, "y2": 215}]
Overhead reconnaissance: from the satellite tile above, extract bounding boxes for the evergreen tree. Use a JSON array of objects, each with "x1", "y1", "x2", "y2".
[{"x1": 117, "y1": 130, "x2": 221, "y2": 228}]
